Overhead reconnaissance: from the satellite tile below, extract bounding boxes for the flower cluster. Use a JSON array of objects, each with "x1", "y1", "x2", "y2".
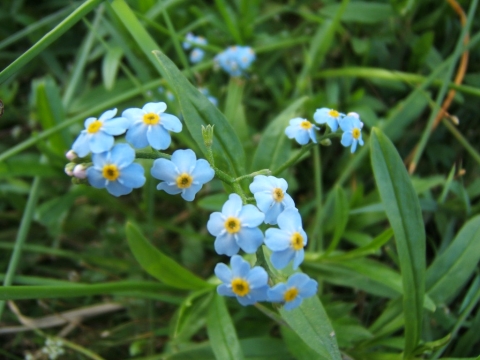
[
  {"x1": 209, "y1": 175, "x2": 318, "y2": 310},
  {"x1": 183, "y1": 33, "x2": 207, "y2": 63},
  {"x1": 41, "y1": 338, "x2": 65, "y2": 360},
  {"x1": 214, "y1": 46, "x2": 256, "y2": 77},
  {"x1": 65, "y1": 102, "x2": 214, "y2": 200},
  {"x1": 286, "y1": 108, "x2": 365, "y2": 153}
]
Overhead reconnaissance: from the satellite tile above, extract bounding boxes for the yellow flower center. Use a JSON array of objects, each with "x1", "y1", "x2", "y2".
[
  {"x1": 272, "y1": 187, "x2": 284, "y2": 202},
  {"x1": 176, "y1": 173, "x2": 193, "y2": 189},
  {"x1": 224, "y1": 217, "x2": 241, "y2": 234},
  {"x1": 352, "y1": 128, "x2": 361, "y2": 140},
  {"x1": 102, "y1": 164, "x2": 120, "y2": 181},
  {"x1": 300, "y1": 120, "x2": 312, "y2": 129},
  {"x1": 291, "y1": 232, "x2": 304, "y2": 250},
  {"x1": 143, "y1": 112, "x2": 160, "y2": 125},
  {"x1": 328, "y1": 109, "x2": 339, "y2": 118},
  {"x1": 284, "y1": 287, "x2": 299, "y2": 302},
  {"x1": 231, "y1": 278, "x2": 250, "y2": 296},
  {"x1": 87, "y1": 120, "x2": 102, "y2": 134}
]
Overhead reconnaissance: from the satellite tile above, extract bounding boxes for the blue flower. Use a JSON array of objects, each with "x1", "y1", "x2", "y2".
[
  {"x1": 339, "y1": 113, "x2": 364, "y2": 153},
  {"x1": 86, "y1": 143, "x2": 146, "y2": 197},
  {"x1": 207, "y1": 193, "x2": 265, "y2": 256},
  {"x1": 151, "y1": 149, "x2": 215, "y2": 201},
  {"x1": 190, "y1": 48, "x2": 205, "y2": 63},
  {"x1": 123, "y1": 102, "x2": 182, "y2": 150},
  {"x1": 215, "y1": 255, "x2": 269, "y2": 306},
  {"x1": 313, "y1": 107, "x2": 344, "y2": 132},
  {"x1": 249, "y1": 175, "x2": 295, "y2": 225},
  {"x1": 267, "y1": 273, "x2": 318, "y2": 310},
  {"x1": 214, "y1": 46, "x2": 255, "y2": 77},
  {"x1": 182, "y1": 32, "x2": 196, "y2": 50},
  {"x1": 71, "y1": 108, "x2": 129, "y2": 157},
  {"x1": 285, "y1": 117, "x2": 319, "y2": 145},
  {"x1": 264, "y1": 208, "x2": 307, "y2": 270}
]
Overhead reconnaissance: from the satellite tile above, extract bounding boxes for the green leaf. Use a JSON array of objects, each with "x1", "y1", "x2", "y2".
[
  {"x1": 279, "y1": 296, "x2": 342, "y2": 360},
  {"x1": 152, "y1": 50, "x2": 246, "y2": 177},
  {"x1": 102, "y1": 46, "x2": 123, "y2": 90},
  {"x1": 370, "y1": 127, "x2": 426, "y2": 357},
  {"x1": 426, "y1": 215, "x2": 480, "y2": 304},
  {"x1": 321, "y1": 2, "x2": 395, "y2": 23},
  {"x1": 224, "y1": 78, "x2": 249, "y2": 150},
  {"x1": 206, "y1": 294, "x2": 244, "y2": 360},
  {"x1": 125, "y1": 222, "x2": 209, "y2": 290},
  {"x1": 325, "y1": 185, "x2": 349, "y2": 254},
  {"x1": 252, "y1": 96, "x2": 308, "y2": 173}
]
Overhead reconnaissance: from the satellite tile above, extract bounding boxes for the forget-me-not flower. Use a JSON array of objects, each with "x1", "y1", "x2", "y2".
[
  {"x1": 214, "y1": 46, "x2": 256, "y2": 77},
  {"x1": 249, "y1": 175, "x2": 295, "y2": 225},
  {"x1": 267, "y1": 273, "x2": 318, "y2": 310},
  {"x1": 339, "y1": 113, "x2": 364, "y2": 153},
  {"x1": 87, "y1": 143, "x2": 146, "y2": 197},
  {"x1": 71, "y1": 108, "x2": 129, "y2": 157},
  {"x1": 123, "y1": 102, "x2": 182, "y2": 150},
  {"x1": 285, "y1": 117, "x2": 319, "y2": 145},
  {"x1": 264, "y1": 208, "x2": 307, "y2": 270},
  {"x1": 151, "y1": 149, "x2": 215, "y2": 201},
  {"x1": 207, "y1": 193, "x2": 265, "y2": 256},
  {"x1": 215, "y1": 255, "x2": 269, "y2": 306},
  {"x1": 313, "y1": 107, "x2": 344, "y2": 132}
]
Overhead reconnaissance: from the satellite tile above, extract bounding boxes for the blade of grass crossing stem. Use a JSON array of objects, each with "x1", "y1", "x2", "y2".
[
  {"x1": 409, "y1": 0, "x2": 478, "y2": 173},
  {"x1": 279, "y1": 296, "x2": 342, "y2": 359},
  {"x1": 0, "y1": 174, "x2": 42, "y2": 319},
  {"x1": 370, "y1": 128, "x2": 425, "y2": 358},
  {"x1": 152, "y1": 50, "x2": 246, "y2": 176},
  {"x1": 125, "y1": 222, "x2": 210, "y2": 290},
  {"x1": 0, "y1": 0, "x2": 103, "y2": 83},
  {"x1": 207, "y1": 294, "x2": 244, "y2": 360},
  {"x1": 294, "y1": 0, "x2": 349, "y2": 96}
]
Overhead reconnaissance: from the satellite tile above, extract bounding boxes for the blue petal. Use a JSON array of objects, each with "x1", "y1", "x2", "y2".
[
  {"x1": 98, "y1": 108, "x2": 117, "y2": 121},
  {"x1": 151, "y1": 158, "x2": 178, "y2": 182},
  {"x1": 160, "y1": 113, "x2": 182, "y2": 132},
  {"x1": 147, "y1": 124, "x2": 171, "y2": 150},
  {"x1": 254, "y1": 192, "x2": 274, "y2": 214},
  {"x1": 191, "y1": 159, "x2": 215, "y2": 184},
  {"x1": 294, "y1": 130, "x2": 310, "y2": 145},
  {"x1": 72, "y1": 132, "x2": 90, "y2": 157},
  {"x1": 239, "y1": 205, "x2": 264, "y2": 227},
  {"x1": 126, "y1": 122, "x2": 149, "y2": 148},
  {"x1": 106, "y1": 181, "x2": 132, "y2": 197},
  {"x1": 91, "y1": 151, "x2": 109, "y2": 169},
  {"x1": 277, "y1": 208, "x2": 302, "y2": 231},
  {"x1": 308, "y1": 128, "x2": 318, "y2": 143},
  {"x1": 236, "y1": 227, "x2": 263, "y2": 253},
  {"x1": 214, "y1": 233, "x2": 239, "y2": 256},
  {"x1": 143, "y1": 102, "x2": 167, "y2": 114},
  {"x1": 350, "y1": 140, "x2": 358, "y2": 153},
  {"x1": 217, "y1": 284, "x2": 235, "y2": 297},
  {"x1": 299, "y1": 279, "x2": 318, "y2": 298},
  {"x1": 264, "y1": 228, "x2": 291, "y2": 251},
  {"x1": 287, "y1": 273, "x2": 310, "y2": 288},
  {"x1": 84, "y1": 117, "x2": 97, "y2": 128},
  {"x1": 87, "y1": 168, "x2": 107, "y2": 188},
  {"x1": 207, "y1": 212, "x2": 226, "y2": 237},
  {"x1": 230, "y1": 255, "x2": 250, "y2": 277},
  {"x1": 237, "y1": 294, "x2": 256, "y2": 306},
  {"x1": 222, "y1": 194, "x2": 242, "y2": 217},
  {"x1": 214, "y1": 263, "x2": 232, "y2": 283},
  {"x1": 110, "y1": 144, "x2": 135, "y2": 168},
  {"x1": 249, "y1": 285, "x2": 268, "y2": 302},
  {"x1": 284, "y1": 297, "x2": 302, "y2": 310},
  {"x1": 267, "y1": 284, "x2": 287, "y2": 303},
  {"x1": 341, "y1": 132, "x2": 353, "y2": 147},
  {"x1": 171, "y1": 149, "x2": 196, "y2": 173},
  {"x1": 264, "y1": 202, "x2": 283, "y2": 225},
  {"x1": 157, "y1": 182, "x2": 182, "y2": 195},
  {"x1": 181, "y1": 183, "x2": 203, "y2": 201},
  {"x1": 247, "y1": 267, "x2": 268, "y2": 288},
  {"x1": 89, "y1": 132, "x2": 114, "y2": 154},
  {"x1": 270, "y1": 248, "x2": 294, "y2": 270},
  {"x1": 249, "y1": 175, "x2": 269, "y2": 192},
  {"x1": 102, "y1": 117, "x2": 130, "y2": 135},
  {"x1": 118, "y1": 163, "x2": 145, "y2": 189},
  {"x1": 292, "y1": 249, "x2": 305, "y2": 270},
  {"x1": 122, "y1": 108, "x2": 143, "y2": 122}
]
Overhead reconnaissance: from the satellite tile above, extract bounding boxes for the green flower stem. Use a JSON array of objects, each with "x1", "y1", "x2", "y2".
[
  {"x1": 441, "y1": 118, "x2": 480, "y2": 167},
  {"x1": 310, "y1": 145, "x2": 323, "y2": 252},
  {"x1": 272, "y1": 133, "x2": 340, "y2": 176},
  {"x1": 135, "y1": 150, "x2": 171, "y2": 160},
  {"x1": 234, "y1": 169, "x2": 271, "y2": 182},
  {"x1": 0, "y1": 173, "x2": 42, "y2": 319}
]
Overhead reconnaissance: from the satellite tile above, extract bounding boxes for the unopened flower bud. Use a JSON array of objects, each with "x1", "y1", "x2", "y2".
[
  {"x1": 320, "y1": 139, "x2": 332, "y2": 146},
  {"x1": 64, "y1": 163, "x2": 76, "y2": 176},
  {"x1": 201, "y1": 124, "x2": 215, "y2": 147},
  {"x1": 65, "y1": 150, "x2": 77, "y2": 161},
  {"x1": 73, "y1": 164, "x2": 88, "y2": 179}
]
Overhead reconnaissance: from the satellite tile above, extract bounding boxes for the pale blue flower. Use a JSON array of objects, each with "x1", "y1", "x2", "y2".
[
  {"x1": 182, "y1": 32, "x2": 196, "y2": 50},
  {"x1": 72, "y1": 108, "x2": 129, "y2": 157},
  {"x1": 249, "y1": 175, "x2": 295, "y2": 225},
  {"x1": 215, "y1": 255, "x2": 269, "y2": 306},
  {"x1": 267, "y1": 273, "x2": 318, "y2": 310},
  {"x1": 264, "y1": 208, "x2": 307, "y2": 270},
  {"x1": 339, "y1": 113, "x2": 364, "y2": 153},
  {"x1": 87, "y1": 143, "x2": 146, "y2": 197},
  {"x1": 214, "y1": 46, "x2": 255, "y2": 77},
  {"x1": 190, "y1": 48, "x2": 205, "y2": 63},
  {"x1": 207, "y1": 193, "x2": 265, "y2": 256},
  {"x1": 123, "y1": 102, "x2": 182, "y2": 150},
  {"x1": 151, "y1": 149, "x2": 214, "y2": 201},
  {"x1": 313, "y1": 107, "x2": 344, "y2": 132},
  {"x1": 285, "y1": 117, "x2": 319, "y2": 145}
]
